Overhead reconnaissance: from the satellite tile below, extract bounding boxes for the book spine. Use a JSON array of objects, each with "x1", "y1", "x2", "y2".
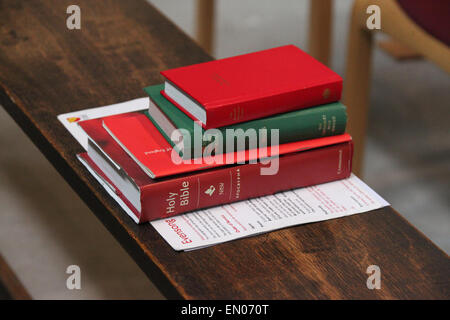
[
  {"x1": 193, "y1": 103, "x2": 348, "y2": 153},
  {"x1": 140, "y1": 141, "x2": 353, "y2": 222},
  {"x1": 205, "y1": 80, "x2": 343, "y2": 128}
]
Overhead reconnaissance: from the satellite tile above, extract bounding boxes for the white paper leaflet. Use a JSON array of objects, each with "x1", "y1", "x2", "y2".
[{"x1": 151, "y1": 174, "x2": 389, "y2": 250}]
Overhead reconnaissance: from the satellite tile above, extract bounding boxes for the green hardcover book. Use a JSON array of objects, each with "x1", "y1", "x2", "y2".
[{"x1": 143, "y1": 84, "x2": 347, "y2": 158}]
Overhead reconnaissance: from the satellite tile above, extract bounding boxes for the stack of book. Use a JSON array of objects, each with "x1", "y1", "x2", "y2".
[{"x1": 77, "y1": 45, "x2": 353, "y2": 223}]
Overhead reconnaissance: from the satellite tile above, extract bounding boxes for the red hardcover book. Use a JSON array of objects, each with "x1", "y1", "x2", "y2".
[
  {"x1": 102, "y1": 112, "x2": 351, "y2": 178},
  {"x1": 78, "y1": 118, "x2": 353, "y2": 223},
  {"x1": 160, "y1": 45, "x2": 343, "y2": 128}
]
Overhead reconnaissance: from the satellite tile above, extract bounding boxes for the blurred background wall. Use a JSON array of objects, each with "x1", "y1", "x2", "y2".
[{"x1": 0, "y1": 0, "x2": 448, "y2": 299}]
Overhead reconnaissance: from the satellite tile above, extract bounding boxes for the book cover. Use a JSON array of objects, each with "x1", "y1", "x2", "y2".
[
  {"x1": 78, "y1": 118, "x2": 153, "y2": 188},
  {"x1": 101, "y1": 111, "x2": 352, "y2": 179},
  {"x1": 77, "y1": 152, "x2": 142, "y2": 222},
  {"x1": 144, "y1": 84, "x2": 347, "y2": 157},
  {"x1": 77, "y1": 116, "x2": 353, "y2": 223},
  {"x1": 160, "y1": 45, "x2": 343, "y2": 128}
]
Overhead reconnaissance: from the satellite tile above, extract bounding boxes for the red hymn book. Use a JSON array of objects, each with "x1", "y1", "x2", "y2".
[{"x1": 161, "y1": 45, "x2": 343, "y2": 128}]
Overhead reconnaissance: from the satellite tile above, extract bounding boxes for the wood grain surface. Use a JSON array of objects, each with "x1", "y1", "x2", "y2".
[
  {"x1": 0, "y1": 253, "x2": 31, "y2": 300},
  {"x1": 0, "y1": 0, "x2": 448, "y2": 299}
]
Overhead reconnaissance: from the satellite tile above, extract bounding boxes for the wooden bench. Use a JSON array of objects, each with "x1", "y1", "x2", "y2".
[
  {"x1": 0, "y1": 253, "x2": 30, "y2": 300},
  {"x1": 0, "y1": 0, "x2": 448, "y2": 299}
]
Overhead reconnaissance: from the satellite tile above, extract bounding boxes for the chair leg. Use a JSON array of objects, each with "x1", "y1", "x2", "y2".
[
  {"x1": 343, "y1": 0, "x2": 374, "y2": 176},
  {"x1": 308, "y1": 0, "x2": 333, "y2": 66},
  {"x1": 378, "y1": 38, "x2": 422, "y2": 60},
  {"x1": 196, "y1": 0, "x2": 215, "y2": 55}
]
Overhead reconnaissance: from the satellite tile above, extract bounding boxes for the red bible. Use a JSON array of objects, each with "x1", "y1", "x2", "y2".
[
  {"x1": 78, "y1": 118, "x2": 352, "y2": 223},
  {"x1": 161, "y1": 45, "x2": 343, "y2": 128}
]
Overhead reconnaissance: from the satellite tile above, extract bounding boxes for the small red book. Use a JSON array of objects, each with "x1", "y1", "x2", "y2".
[
  {"x1": 101, "y1": 112, "x2": 352, "y2": 178},
  {"x1": 161, "y1": 45, "x2": 342, "y2": 128},
  {"x1": 78, "y1": 117, "x2": 353, "y2": 223}
]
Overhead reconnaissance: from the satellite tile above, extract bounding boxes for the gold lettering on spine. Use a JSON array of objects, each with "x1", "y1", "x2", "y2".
[{"x1": 337, "y1": 149, "x2": 343, "y2": 174}]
